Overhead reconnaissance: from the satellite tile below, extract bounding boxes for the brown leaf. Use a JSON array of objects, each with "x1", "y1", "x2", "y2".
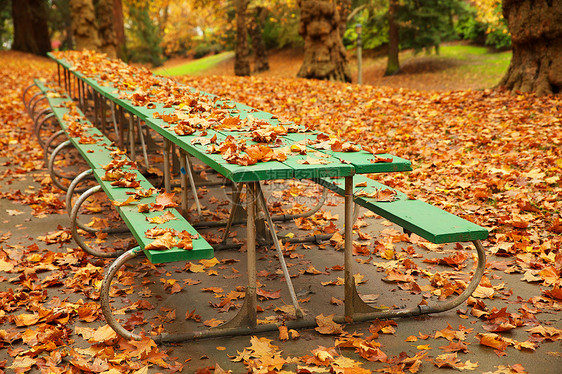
[{"x1": 315, "y1": 314, "x2": 344, "y2": 335}]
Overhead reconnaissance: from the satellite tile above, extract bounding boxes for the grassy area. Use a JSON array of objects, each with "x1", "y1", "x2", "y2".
[
  {"x1": 154, "y1": 51, "x2": 234, "y2": 76},
  {"x1": 155, "y1": 43, "x2": 511, "y2": 91},
  {"x1": 359, "y1": 43, "x2": 512, "y2": 90}
]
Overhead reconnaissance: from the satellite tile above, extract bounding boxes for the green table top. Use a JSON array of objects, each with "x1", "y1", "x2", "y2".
[{"x1": 49, "y1": 53, "x2": 412, "y2": 182}]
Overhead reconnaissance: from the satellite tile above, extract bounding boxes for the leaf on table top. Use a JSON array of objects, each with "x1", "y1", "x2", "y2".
[
  {"x1": 362, "y1": 145, "x2": 388, "y2": 155},
  {"x1": 144, "y1": 232, "x2": 177, "y2": 251},
  {"x1": 112, "y1": 196, "x2": 137, "y2": 207},
  {"x1": 138, "y1": 203, "x2": 149, "y2": 213},
  {"x1": 151, "y1": 192, "x2": 178, "y2": 210},
  {"x1": 147, "y1": 210, "x2": 177, "y2": 224},
  {"x1": 355, "y1": 187, "x2": 398, "y2": 202},
  {"x1": 370, "y1": 155, "x2": 393, "y2": 163},
  {"x1": 297, "y1": 157, "x2": 330, "y2": 165},
  {"x1": 126, "y1": 187, "x2": 156, "y2": 199},
  {"x1": 331, "y1": 140, "x2": 360, "y2": 152}
]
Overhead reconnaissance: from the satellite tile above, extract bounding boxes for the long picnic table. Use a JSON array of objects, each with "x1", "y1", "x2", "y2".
[{"x1": 46, "y1": 51, "x2": 485, "y2": 342}]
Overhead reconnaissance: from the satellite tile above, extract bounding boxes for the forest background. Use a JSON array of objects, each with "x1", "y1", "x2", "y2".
[{"x1": 0, "y1": 0, "x2": 513, "y2": 83}]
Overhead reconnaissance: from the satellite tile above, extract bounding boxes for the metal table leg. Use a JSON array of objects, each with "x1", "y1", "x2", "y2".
[
  {"x1": 256, "y1": 183, "x2": 304, "y2": 319},
  {"x1": 163, "y1": 138, "x2": 171, "y2": 192},
  {"x1": 185, "y1": 153, "x2": 201, "y2": 217}
]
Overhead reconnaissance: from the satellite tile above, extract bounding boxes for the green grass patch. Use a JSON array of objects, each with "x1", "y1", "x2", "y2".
[
  {"x1": 154, "y1": 51, "x2": 234, "y2": 76},
  {"x1": 398, "y1": 43, "x2": 512, "y2": 88}
]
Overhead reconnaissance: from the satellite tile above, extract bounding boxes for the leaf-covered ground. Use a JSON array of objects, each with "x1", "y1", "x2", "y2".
[{"x1": 0, "y1": 50, "x2": 560, "y2": 373}]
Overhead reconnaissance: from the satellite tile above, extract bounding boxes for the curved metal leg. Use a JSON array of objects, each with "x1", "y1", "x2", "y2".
[
  {"x1": 34, "y1": 108, "x2": 54, "y2": 133},
  {"x1": 30, "y1": 96, "x2": 48, "y2": 120},
  {"x1": 66, "y1": 169, "x2": 94, "y2": 216},
  {"x1": 35, "y1": 112, "x2": 57, "y2": 150},
  {"x1": 26, "y1": 91, "x2": 44, "y2": 118},
  {"x1": 22, "y1": 83, "x2": 38, "y2": 110},
  {"x1": 346, "y1": 239, "x2": 487, "y2": 321},
  {"x1": 43, "y1": 130, "x2": 67, "y2": 165},
  {"x1": 100, "y1": 247, "x2": 145, "y2": 341},
  {"x1": 66, "y1": 170, "x2": 130, "y2": 234},
  {"x1": 70, "y1": 185, "x2": 126, "y2": 258},
  {"x1": 48, "y1": 140, "x2": 74, "y2": 191}
]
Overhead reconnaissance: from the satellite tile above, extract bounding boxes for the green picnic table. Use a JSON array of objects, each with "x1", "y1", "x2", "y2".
[{"x1": 48, "y1": 51, "x2": 487, "y2": 343}]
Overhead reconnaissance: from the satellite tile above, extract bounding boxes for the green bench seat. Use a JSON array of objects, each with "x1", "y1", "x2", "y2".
[
  {"x1": 91, "y1": 168, "x2": 213, "y2": 263},
  {"x1": 315, "y1": 174, "x2": 488, "y2": 244},
  {"x1": 33, "y1": 80, "x2": 213, "y2": 264},
  {"x1": 34, "y1": 79, "x2": 118, "y2": 169}
]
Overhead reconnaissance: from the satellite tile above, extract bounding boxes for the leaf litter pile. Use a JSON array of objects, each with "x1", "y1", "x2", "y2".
[{"x1": 0, "y1": 50, "x2": 560, "y2": 373}]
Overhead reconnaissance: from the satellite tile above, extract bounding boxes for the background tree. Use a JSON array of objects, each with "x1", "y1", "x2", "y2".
[
  {"x1": 125, "y1": 0, "x2": 164, "y2": 66},
  {"x1": 385, "y1": 0, "x2": 398, "y2": 75},
  {"x1": 499, "y1": 0, "x2": 562, "y2": 95},
  {"x1": 248, "y1": 5, "x2": 269, "y2": 72},
  {"x1": 70, "y1": 0, "x2": 100, "y2": 51},
  {"x1": 49, "y1": 0, "x2": 73, "y2": 50},
  {"x1": 234, "y1": 0, "x2": 251, "y2": 76},
  {"x1": 96, "y1": 0, "x2": 118, "y2": 57},
  {"x1": 297, "y1": 0, "x2": 351, "y2": 82},
  {"x1": 112, "y1": 0, "x2": 126, "y2": 58},
  {"x1": 11, "y1": 0, "x2": 51, "y2": 55}
]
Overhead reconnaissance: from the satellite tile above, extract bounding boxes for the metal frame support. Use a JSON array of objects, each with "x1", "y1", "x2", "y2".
[
  {"x1": 128, "y1": 113, "x2": 136, "y2": 162},
  {"x1": 48, "y1": 140, "x2": 74, "y2": 191},
  {"x1": 136, "y1": 117, "x2": 150, "y2": 168},
  {"x1": 256, "y1": 183, "x2": 304, "y2": 319},
  {"x1": 163, "y1": 138, "x2": 171, "y2": 192},
  {"x1": 184, "y1": 153, "x2": 201, "y2": 217},
  {"x1": 70, "y1": 185, "x2": 127, "y2": 258}
]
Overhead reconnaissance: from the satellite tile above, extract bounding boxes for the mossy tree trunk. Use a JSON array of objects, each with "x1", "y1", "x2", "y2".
[
  {"x1": 297, "y1": 0, "x2": 351, "y2": 82},
  {"x1": 11, "y1": 0, "x2": 51, "y2": 56},
  {"x1": 70, "y1": 0, "x2": 100, "y2": 51},
  {"x1": 499, "y1": 0, "x2": 562, "y2": 95},
  {"x1": 235, "y1": 0, "x2": 251, "y2": 76}
]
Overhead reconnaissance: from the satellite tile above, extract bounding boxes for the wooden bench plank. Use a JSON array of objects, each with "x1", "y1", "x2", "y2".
[
  {"x1": 92, "y1": 169, "x2": 213, "y2": 263},
  {"x1": 316, "y1": 174, "x2": 488, "y2": 244}
]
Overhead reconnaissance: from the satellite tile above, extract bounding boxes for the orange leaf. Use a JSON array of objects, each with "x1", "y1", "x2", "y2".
[{"x1": 315, "y1": 314, "x2": 344, "y2": 335}]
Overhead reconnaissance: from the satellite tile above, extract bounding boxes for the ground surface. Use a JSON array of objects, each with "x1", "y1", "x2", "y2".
[{"x1": 0, "y1": 50, "x2": 560, "y2": 374}]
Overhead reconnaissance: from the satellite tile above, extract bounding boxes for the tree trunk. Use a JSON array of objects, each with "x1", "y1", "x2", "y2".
[
  {"x1": 11, "y1": 0, "x2": 51, "y2": 56},
  {"x1": 337, "y1": 0, "x2": 351, "y2": 36},
  {"x1": 70, "y1": 0, "x2": 100, "y2": 51},
  {"x1": 113, "y1": 0, "x2": 126, "y2": 59},
  {"x1": 297, "y1": 0, "x2": 351, "y2": 82},
  {"x1": 249, "y1": 6, "x2": 270, "y2": 73},
  {"x1": 234, "y1": 0, "x2": 251, "y2": 76},
  {"x1": 96, "y1": 0, "x2": 117, "y2": 58},
  {"x1": 499, "y1": 0, "x2": 562, "y2": 95},
  {"x1": 385, "y1": 0, "x2": 399, "y2": 76}
]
